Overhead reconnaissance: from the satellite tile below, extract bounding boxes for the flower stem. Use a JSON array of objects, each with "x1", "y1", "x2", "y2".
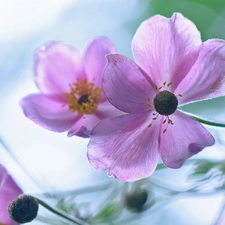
[
  {"x1": 184, "y1": 112, "x2": 225, "y2": 127},
  {"x1": 35, "y1": 197, "x2": 90, "y2": 225}
]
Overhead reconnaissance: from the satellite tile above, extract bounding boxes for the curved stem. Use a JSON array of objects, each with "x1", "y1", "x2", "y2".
[
  {"x1": 184, "y1": 112, "x2": 225, "y2": 127},
  {"x1": 35, "y1": 197, "x2": 90, "y2": 225}
]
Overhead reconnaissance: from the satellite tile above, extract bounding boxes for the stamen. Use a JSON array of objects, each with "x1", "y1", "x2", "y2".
[
  {"x1": 168, "y1": 118, "x2": 174, "y2": 125},
  {"x1": 161, "y1": 116, "x2": 174, "y2": 133},
  {"x1": 151, "y1": 82, "x2": 158, "y2": 90},
  {"x1": 167, "y1": 82, "x2": 173, "y2": 87},
  {"x1": 63, "y1": 79, "x2": 102, "y2": 115},
  {"x1": 144, "y1": 97, "x2": 152, "y2": 109}
]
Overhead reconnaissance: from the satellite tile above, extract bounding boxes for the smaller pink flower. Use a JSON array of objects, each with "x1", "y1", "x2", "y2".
[
  {"x1": 0, "y1": 164, "x2": 22, "y2": 225},
  {"x1": 88, "y1": 13, "x2": 225, "y2": 181},
  {"x1": 20, "y1": 37, "x2": 121, "y2": 137}
]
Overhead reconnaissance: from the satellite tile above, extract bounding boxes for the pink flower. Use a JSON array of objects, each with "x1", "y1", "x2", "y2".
[
  {"x1": 0, "y1": 164, "x2": 22, "y2": 225},
  {"x1": 20, "y1": 37, "x2": 121, "y2": 137},
  {"x1": 88, "y1": 13, "x2": 225, "y2": 182}
]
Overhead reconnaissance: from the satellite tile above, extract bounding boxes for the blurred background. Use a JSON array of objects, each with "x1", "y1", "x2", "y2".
[{"x1": 1, "y1": 0, "x2": 225, "y2": 224}]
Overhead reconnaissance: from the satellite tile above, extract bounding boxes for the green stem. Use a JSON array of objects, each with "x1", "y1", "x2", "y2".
[
  {"x1": 35, "y1": 197, "x2": 90, "y2": 225},
  {"x1": 184, "y1": 112, "x2": 225, "y2": 127}
]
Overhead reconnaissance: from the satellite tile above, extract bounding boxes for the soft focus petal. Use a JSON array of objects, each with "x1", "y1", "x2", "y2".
[
  {"x1": 83, "y1": 37, "x2": 117, "y2": 87},
  {"x1": 103, "y1": 54, "x2": 157, "y2": 113},
  {"x1": 94, "y1": 99, "x2": 125, "y2": 120},
  {"x1": 159, "y1": 110, "x2": 215, "y2": 168},
  {"x1": 68, "y1": 100, "x2": 124, "y2": 137},
  {"x1": 175, "y1": 39, "x2": 225, "y2": 104},
  {"x1": 0, "y1": 164, "x2": 22, "y2": 225},
  {"x1": 68, "y1": 114, "x2": 100, "y2": 137},
  {"x1": 88, "y1": 112, "x2": 161, "y2": 182},
  {"x1": 20, "y1": 94, "x2": 79, "y2": 132},
  {"x1": 34, "y1": 42, "x2": 84, "y2": 94},
  {"x1": 132, "y1": 12, "x2": 201, "y2": 91}
]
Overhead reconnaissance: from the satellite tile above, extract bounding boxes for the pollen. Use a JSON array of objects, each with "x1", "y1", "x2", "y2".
[{"x1": 63, "y1": 79, "x2": 102, "y2": 115}]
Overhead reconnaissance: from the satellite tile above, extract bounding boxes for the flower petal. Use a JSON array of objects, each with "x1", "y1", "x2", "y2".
[
  {"x1": 83, "y1": 37, "x2": 117, "y2": 87},
  {"x1": 20, "y1": 94, "x2": 79, "y2": 132},
  {"x1": 94, "y1": 99, "x2": 125, "y2": 120},
  {"x1": 88, "y1": 112, "x2": 161, "y2": 182},
  {"x1": 103, "y1": 54, "x2": 157, "y2": 113},
  {"x1": 159, "y1": 110, "x2": 215, "y2": 169},
  {"x1": 132, "y1": 12, "x2": 201, "y2": 92},
  {"x1": 0, "y1": 164, "x2": 22, "y2": 225},
  {"x1": 34, "y1": 42, "x2": 84, "y2": 94},
  {"x1": 175, "y1": 39, "x2": 225, "y2": 104},
  {"x1": 68, "y1": 100, "x2": 124, "y2": 137},
  {"x1": 67, "y1": 114, "x2": 100, "y2": 137}
]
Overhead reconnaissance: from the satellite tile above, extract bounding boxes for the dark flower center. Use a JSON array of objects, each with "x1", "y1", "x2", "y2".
[
  {"x1": 78, "y1": 94, "x2": 89, "y2": 105},
  {"x1": 153, "y1": 90, "x2": 178, "y2": 115}
]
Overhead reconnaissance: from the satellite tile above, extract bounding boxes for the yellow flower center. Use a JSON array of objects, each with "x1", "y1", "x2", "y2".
[{"x1": 64, "y1": 79, "x2": 102, "y2": 115}]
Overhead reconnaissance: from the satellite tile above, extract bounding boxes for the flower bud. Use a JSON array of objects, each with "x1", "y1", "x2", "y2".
[
  {"x1": 8, "y1": 194, "x2": 39, "y2": 224},
  {"x1": 124, "y1": 188, "x2": 148, "y2": 212}
]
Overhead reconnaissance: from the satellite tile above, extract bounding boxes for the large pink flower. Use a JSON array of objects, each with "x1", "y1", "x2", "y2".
[
  {"x1": 20, "y1": 37, "x2": 121, "y2": 137},
  {"x1": 88, "y1": 13, "x2": 225, "y2": 182},
  {"x1": 0, "y1": 164, "x2": 22, "y2": 225}
]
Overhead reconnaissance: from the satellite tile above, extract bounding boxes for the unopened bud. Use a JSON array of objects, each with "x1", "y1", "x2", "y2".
[
  {"x1": 124, "y1": 188, "x2": 148, "y2": 212},
  {"x1": 8, "y1": 194, "x2": 39, "y2": 224}
]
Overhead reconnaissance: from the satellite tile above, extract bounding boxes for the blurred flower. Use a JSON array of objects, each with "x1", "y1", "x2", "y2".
[
  {"x1": 0, "y1": 164, "x2": 22, "y2": 225},
  {"x1": 124, "y1": 188, "x2": 148, "y2": 212},
  {"x1": 8, "y1": 195, "x2": 39, "y2": 224},
  {"x1": 20, "y1": 37, "x2": 121, "y2": 137},
  {"x1": 88, "y1": 13, "x2": 225, "y2": 181}
]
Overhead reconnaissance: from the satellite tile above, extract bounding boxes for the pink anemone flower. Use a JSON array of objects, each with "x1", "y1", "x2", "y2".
[
  {"x1": 88, "y1": 13, "x2": 225, "y2": 182},
  {"x1": 0, "y1": 164, "x2": 22, "y2": 225},
  {"x1": 20, "y1": 37, "x2": 121, "y2": 137}
]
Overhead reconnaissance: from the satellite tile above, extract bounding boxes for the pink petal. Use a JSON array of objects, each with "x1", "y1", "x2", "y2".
[
  {"x1": 68, "y1": 99, "x2": 124, "y2": 137},
  {"x1": 20, "y1": 94, "x2": 79, "y2": 132},
  {"x1": 34, "y1": 42, "x2": 84, "y2": 94},
  {"x1": 67, "y1": 114, "x2": 100, "y2": 137},
  {"x1": 83, "y1": 37, "x2": 117, "y2": 87},
  {"x1": 159, "y1": 110, "x2": 215, "y2": 169},
  {"x1": 103, "y1": 54, "x2": 157, "y2": 113},
  {"x1": 88, "y1": 112, "x2": 161, "y2": 182},
  {"x1": 175, "y1": 39, "x2": 225, "y2": 104},
  {"x1": 0, "y1": 164, "x2": 22, "y2": 225},
  {"x1": 94, "y1": 99, "x2": 124, "y2": 120},
  {"x1": 132, "y1": 12, "x2": 201, "y2": 92}
]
